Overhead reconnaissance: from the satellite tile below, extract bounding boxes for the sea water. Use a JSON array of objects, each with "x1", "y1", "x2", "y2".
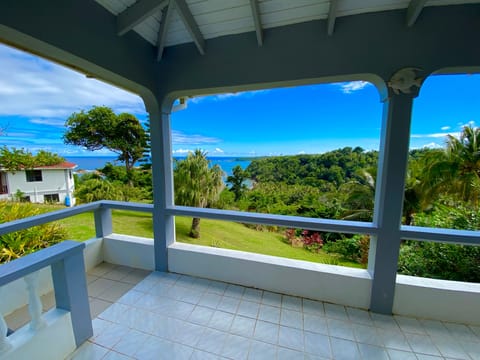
[{"x1": 66, "y1": 156, "x2": 252, "y2": 176}]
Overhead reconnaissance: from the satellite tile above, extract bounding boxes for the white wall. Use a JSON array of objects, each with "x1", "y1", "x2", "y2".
[
  {"x1": 6, "y1": 169, "x2": 74, "y2": 204},
  {"x1": 168, "y1": 242, "x2": 373, "y2": 309}
]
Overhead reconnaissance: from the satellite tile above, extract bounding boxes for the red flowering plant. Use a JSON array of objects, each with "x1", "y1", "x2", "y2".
[
  {"x1": 285, "y1": 229, "x2": 323, "y2": 253},
  {"x1": 301, "y1": 230, "x2": 324, "y2": 253}
]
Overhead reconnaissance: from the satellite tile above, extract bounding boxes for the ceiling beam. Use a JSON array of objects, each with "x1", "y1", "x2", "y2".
[
  {"x1": 327, "y1": 0, "x2": 339, "y2": 36},
  {"x1": 406, "y1": 0, "x2": 428, "y2": 27},
  {"x1": 174, "y1": 0, "x2": 205, "y2": 55},
  {"x1": 249, "y1": 0, "x2": 263, "y2": 46},
  {"x1": 157, "y1": 1, "x2": 174, "y2": 61},
  {"x1": 117, "y1": 0, "x2": 169, "y2": 36}
]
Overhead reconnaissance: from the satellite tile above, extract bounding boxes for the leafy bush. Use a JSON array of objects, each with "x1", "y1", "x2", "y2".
[
  {"x1": 285, "y1": 229, "x2": 324, "y2": 253},
  {"x1": 0, "y1": 201, "x2": 67, "y2": 263},
  {"x1": 398, "y1": 198, "x2": 480, "y2": 282},
  {"x1": 323, "y1": 235, "x2": 369, "y2": 265},
  {"x1": 398, "y1": 241, "x2": 480, "y2": 282}
]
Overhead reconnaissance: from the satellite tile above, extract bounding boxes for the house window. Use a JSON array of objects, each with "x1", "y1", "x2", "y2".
[
  {"x1": 26, "y1": 170, "x2": 42, "y2": 182},
  {"x1": 69, "y1": 170, "x2": 72, "y2": 179},
  {"x1": 44, "y1": 193, "x2": 60, "y2": 203}
]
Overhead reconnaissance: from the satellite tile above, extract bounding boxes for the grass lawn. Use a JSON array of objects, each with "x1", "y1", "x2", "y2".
[{"x1": 38, "y1": 205, "x2": 361, "y2": 268}]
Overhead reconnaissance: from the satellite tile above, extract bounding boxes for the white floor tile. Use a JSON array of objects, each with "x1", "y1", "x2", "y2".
[
  {"x1": 304, "y1": 314, "x2": 328, "y2": 335},
  {"x1": 327, "y1": 318, "x2": 355, "y2": 341},
  {"x1": 68, "y1": 342, "x2": 109, "y2": 360},
  {"x1": 243, "y1": 288, "x2": 263, "y2": 303},
  {"x1": 230, "y1": 315, "x2": 256, "y2": 337},
  {"x1": 405, "y1": 333, "x2": 441, "y2": 356},
  {"x1": 261, "y1": 291, "x2": 282, "y2": 307},
  {"x1": 253, "y1": 320, "x2": 279, "y2": 344},
  {"x1": 280, "y1": 308, "x2": 303, "y2": 329},
  {"x1": 195, "y1": 327, "x2": 228, "y2": 354},
  {"x1": 208, "y1": 310, "x2": 235, "y2": 332},
  {"x1": 79, "y1": 271, "x2": 477, "y2": 360},
  {"x1": 237, "y1": 300, "x2": 260, "y2": 318},
  {"x1": 217, "y1": 296, "x2": 240, "y2": 314},
  {"x1": 278, "y1": 325, "x2": 304, "y2": 351},
  {"x1": 357, "y1": 343, "x2": 389, "y2": 360},
  {"x1": 221, "y1": 334, "x2": 251, "y2": 359},
  {"x1": 277, "y1": 346, "x2": 304, "y2": 360},
  {"x1": 304, "y1": 331, "x2": 331, "y2": 358},
  {"x1": 282, "y1": 295, "x2": 302, "y2": 312},
  {"x1": 329, "y1": 337, "x2": 361, "y2": 360},
  {"x1": 258, "y1": 304, "x2": 280, "y2": 324},
  {"x1": 302, "y1": 299, "x2": 325, "y2": 316},
  {"x1": 248, "y1": 340, "x2": 277, "y2": 360},
  {"x1": 387, "y1": 348, "x2": 418, "y2": 360},
  {"x1": 324, "y1": 303, "x2": 348, "y2": 320}
]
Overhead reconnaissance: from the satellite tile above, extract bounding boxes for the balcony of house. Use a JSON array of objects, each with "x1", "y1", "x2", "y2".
[{"x1": 0, "y1": 200, "x2": 479, "y2": 360}]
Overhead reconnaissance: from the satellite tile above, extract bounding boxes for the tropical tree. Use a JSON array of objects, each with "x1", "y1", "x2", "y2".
[
  {"x1": 423, "y1": 126, "x2": 480, "y2": 204},
  {"x1": 174, "y1": 150, "x2": 224, "y2": 238},
  {"x1": 0, "y1": 146, "x2": 64, "y2": 171},
  {"x1": 64, "y1": 106, "x2": 148, "y2": 184},
  {"x1": 227, "y1": 165, "x2": 248, "y2": 201}
]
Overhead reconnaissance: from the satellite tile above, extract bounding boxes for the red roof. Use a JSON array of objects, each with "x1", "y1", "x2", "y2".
[{"x1": 34, "y1": 161, "x2": 77, "y2": 170}]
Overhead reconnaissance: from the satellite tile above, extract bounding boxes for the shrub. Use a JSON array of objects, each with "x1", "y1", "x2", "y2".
[
  {"x1": 398, "y1": 241, "x2": 480, "y2": 282},
  {"x1": 0, "y1": 201, "x2": 68, "y2": 263},
  {"x1": 285, "y1": 229, "x2": 323, "y2": 253},
  {"x1": 323, "y1": 235, "x2": 369, "y2": 265}
]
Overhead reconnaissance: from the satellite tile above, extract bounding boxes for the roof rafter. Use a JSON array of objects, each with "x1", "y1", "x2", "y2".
[
  {"x1": 117, "y1": 0, "x2": 169, "y2": 36},
  {"x1": 327, "y1": 0, "x2": 339, "y2": 36},
  {"x1": 157, "y1": 0, "x2": 174, "y2": 61},
  {"x1": 406, "y1": 0, "x2": 428, "y2": 27},
  {"x1": 249, "y1": 0, "x2": 263, "y2": 46},
  {"x1": 174, "y1": 0, "x2": 205, "y2": 55}
]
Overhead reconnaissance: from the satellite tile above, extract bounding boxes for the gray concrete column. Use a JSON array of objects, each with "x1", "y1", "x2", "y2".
[
  {"x1": 149, "y1": 104, "x2": 175, "y2": 272},
  {"x1": 368, "y1": 89, "x2": 417, "y2": 314},
  {"x1": 94, "y1": 207, "x2": 112, "y2": 238}
]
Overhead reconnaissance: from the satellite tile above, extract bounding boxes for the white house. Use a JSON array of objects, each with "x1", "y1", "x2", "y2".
[{"x1": 0, "y1": 162, "x2": 76, "y2": 206}]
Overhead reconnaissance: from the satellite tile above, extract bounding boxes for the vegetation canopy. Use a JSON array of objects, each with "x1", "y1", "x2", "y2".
[
  {"x1": 64, "y1": 106, "x2": 147, "y2": 183},
  {"x1": 0, "y1": 147, "x2": 64, "y2": 171},
  {"x1": 174, "y1": 149, "x2": 224, "y2": 238}
]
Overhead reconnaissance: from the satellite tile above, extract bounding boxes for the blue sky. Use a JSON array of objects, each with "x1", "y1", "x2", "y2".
[{"x1": 0, "y1": 43, "x2": 478, "y2": 158}]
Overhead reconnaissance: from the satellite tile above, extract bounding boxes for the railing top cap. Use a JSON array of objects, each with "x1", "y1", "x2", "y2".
[{"x1": 0, "y1": 240, "x2": 85, "y2": 287}]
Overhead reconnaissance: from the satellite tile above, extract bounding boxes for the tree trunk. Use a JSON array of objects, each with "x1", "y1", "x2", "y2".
[{"x1": 190, "y1": 217, "x2": 201, "y2": 238}]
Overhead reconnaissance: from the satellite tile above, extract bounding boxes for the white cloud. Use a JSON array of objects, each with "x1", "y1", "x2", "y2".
[
  {"x1": 440, "y1": 126, "x2": 450, "y2": 131},
  {"x1": 214, "y1": 147, "x2": 224, "y2": 153},
  {"x1": 189, "y1": 90, "x2": 270, "y2": 104},
  {"x1": 336, "y1": 81, "x2": 371, "y2": 94},
  {"x1": 172, "y1": 149, "x2": 193, "y2": 154},
  {"x1": 0, "y1": 44, "x2": 147, "y2": 120},
  {"x1": 411, "y1": 132, "x2": 460, "y2": 139},
  {"x1": 29, "y1": 118, "x2": 66, "y2": 127},
  {"x1": 171, "y1": 130, "x2": 220, "y2": 145},
  {"x1": 422, "y1": 142, "x2": 443, "y2": 149},
  {"x1": 298, "y1": 150, "x2": 306, "y2": 154}
]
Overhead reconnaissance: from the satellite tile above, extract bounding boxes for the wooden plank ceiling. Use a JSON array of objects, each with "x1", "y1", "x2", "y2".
[{"x1": 95, "y1": 0, "x2": 480, "y2": 60}]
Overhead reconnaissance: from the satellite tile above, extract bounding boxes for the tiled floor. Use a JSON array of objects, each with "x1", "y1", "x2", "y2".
[
  {"x1": 5, "y1": 262, "x2": 150, "y2": 331},
  {"x1": 69, "y1": 268, "x2": 480, "y2": 360}
]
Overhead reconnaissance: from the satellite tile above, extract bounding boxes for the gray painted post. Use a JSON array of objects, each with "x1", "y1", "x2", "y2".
[
  {"x1": 94, "y1": 207, "x2": 112, "y2": 238},
  {"x1": 369, "y1": 92, "x2": 416, "y2": 314},
  {"x1": 149, "y1": 105, "x2": 175, "y2": 272},
  {"x1": 50, "y1": 247, "x2": 93, "y2": 346}
]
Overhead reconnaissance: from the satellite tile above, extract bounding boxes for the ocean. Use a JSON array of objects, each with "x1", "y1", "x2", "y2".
[{"x1": 65, "y1": 156, "x2": 252, "y2": 176}]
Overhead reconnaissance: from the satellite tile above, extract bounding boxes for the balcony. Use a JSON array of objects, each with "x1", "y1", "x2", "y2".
[{"x1": 0, "y1": 200, "x2": 479, "y2": 359}]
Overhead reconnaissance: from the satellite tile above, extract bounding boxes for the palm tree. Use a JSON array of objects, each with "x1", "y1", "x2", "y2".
[
  {"x1": 424, "y1": 126, "x2": 480, "y2": 205},
  {"x1": 174, "y1": 149, "x2": 224, "y2": 238},
  {"x1": 340, "y1": 168, "x2": 376, "y2": 222}
]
